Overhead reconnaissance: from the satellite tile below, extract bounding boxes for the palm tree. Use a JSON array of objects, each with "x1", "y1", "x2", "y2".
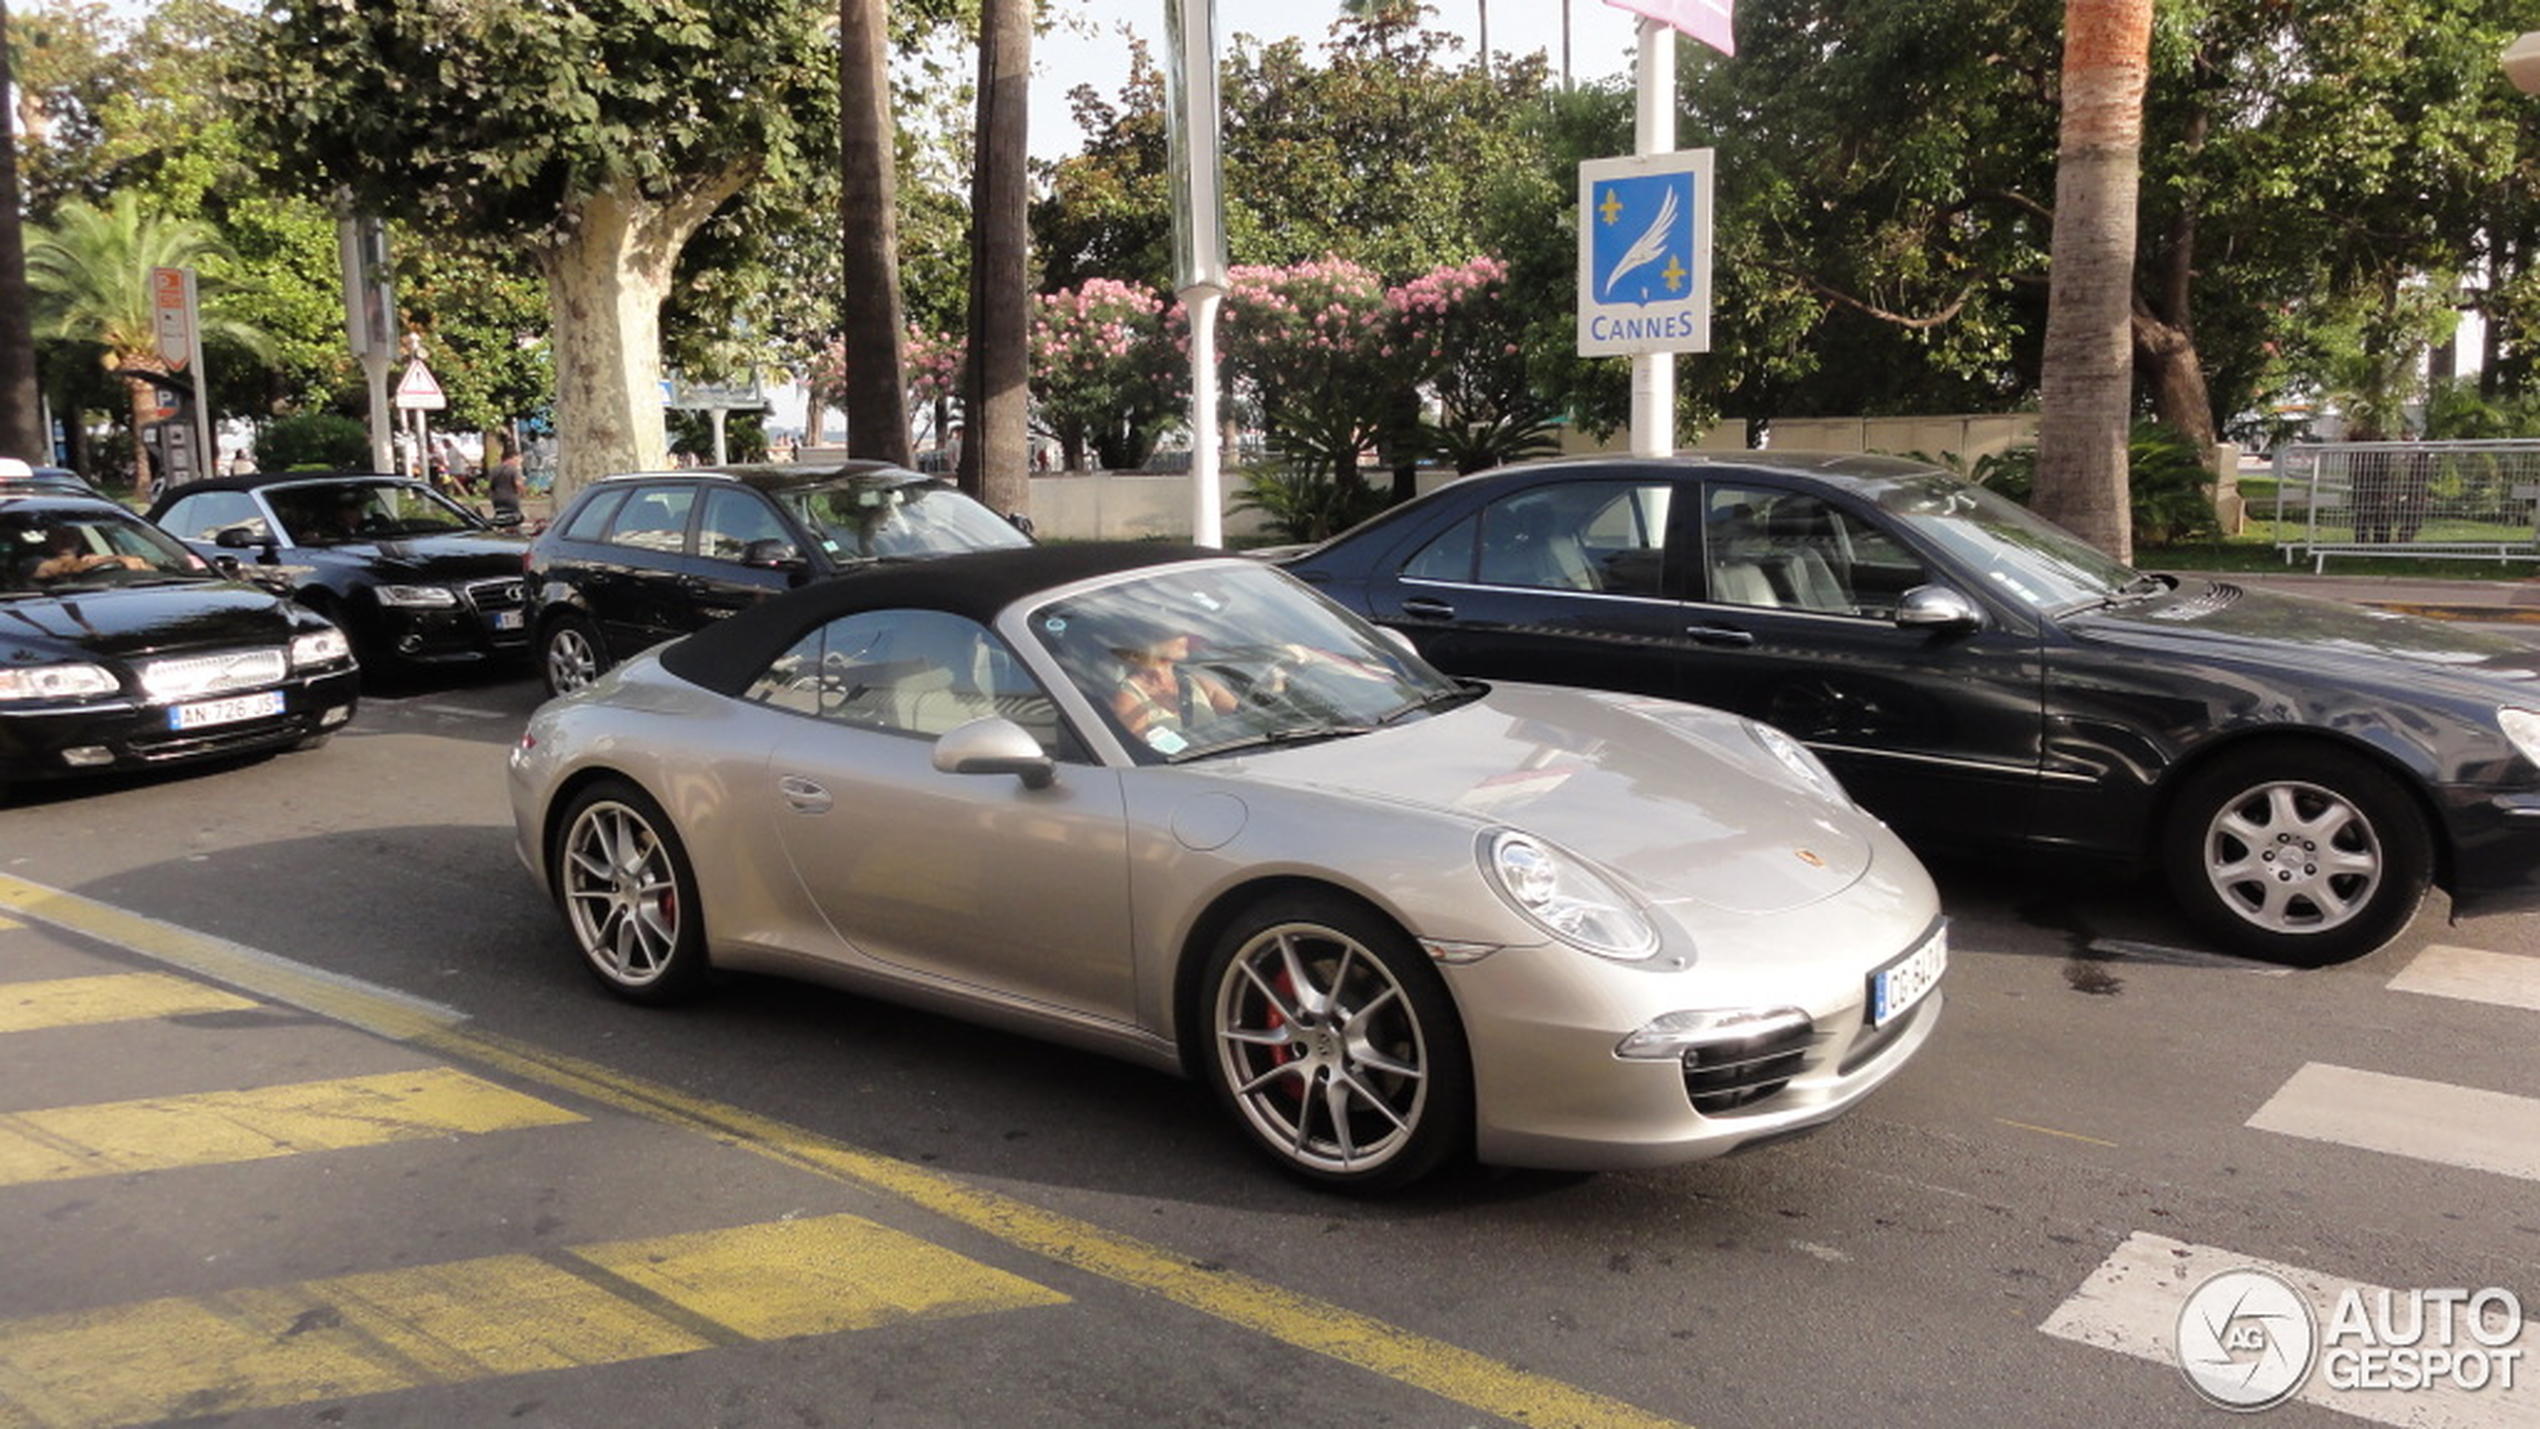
[
  {"x1": 2032, "y1": 0, "x2": 2154, "y2": 564},
  {"x1": 24, "y1": 192, "x2": 264, "y2": 491},
  {"x1": 963, "y1": 0, "x2": 1032, "y2": 520},
  {"x1": 0, "y1": 0, "x2": 45, "y2": 462},
  {"x1": 837, "y1": 0, "x2": 910, "y2": 465}
]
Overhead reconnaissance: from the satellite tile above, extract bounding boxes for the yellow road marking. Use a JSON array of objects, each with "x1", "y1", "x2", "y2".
[
  {"x1": 0, "y1": 1215, "x2": 1058, "y2": 1427},
  {"x1": 0, "y1": 871, "x2": 1694, "y2": 1429},
  {"x1": 0, "y1": 1068, "x2": 584, "y2": 1187},
  {"x1": 1993, "y1": 1117, "x2": 2119, "y2": 1148},
  {"x1": 0, "y1": 972, "x2": 257, "y2": 1034}
]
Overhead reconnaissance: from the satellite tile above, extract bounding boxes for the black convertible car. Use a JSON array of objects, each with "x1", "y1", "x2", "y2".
[
  {"x1": 1285, "y1": 452, "x2": 2540, "y2": 963},
  {"x1": 148, "y1": 472, "x2": 531, "y2": 669},
  {"x1": 0, "y1": 486, "x2": 358, "y2": 797}
]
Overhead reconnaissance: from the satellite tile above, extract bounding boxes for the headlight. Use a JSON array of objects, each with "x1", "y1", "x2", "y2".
[
  {"x1": 0, "y1": 663, "x2": 120, "y2": 700},
  {"x1": 1483, "y1": 830, "x2": 1659, "y2": 961},
  {"x1": 2501, "y1": 707, "x2": 2540, "y2": 768},
  {"x1": 292, "y1": 628, "x2": 353, "y2": 668},
  {"x1": 374, "y1": 584, "x2": 459, "y2": 608},
  {"x1": 1749, "y1": 720, "x2": 1849, "y2": 804}
]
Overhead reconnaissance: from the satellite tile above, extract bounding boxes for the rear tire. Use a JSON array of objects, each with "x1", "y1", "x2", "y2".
[
  {"x1": 2162, "y1": 746, "x2": 2431, "y2": 965},
  {"x1": 552, "y1": 778, "x2": 709, "y2": 1003},
  {"x1": 542, "y1": 614, "x2": 608, "y2": 697}
]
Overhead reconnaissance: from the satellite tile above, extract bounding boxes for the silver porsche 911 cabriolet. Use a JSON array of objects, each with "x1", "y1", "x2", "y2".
[{"x1": 509, "y1": 543, "x2": 1946, "y2": 1190}]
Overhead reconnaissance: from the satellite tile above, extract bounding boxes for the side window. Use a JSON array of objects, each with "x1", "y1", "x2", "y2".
[
  {"x1": 156, "y1": 491, "x2": 268, "y2": 543},
  {"x1": 604, "y1": 484, "x2": 695, "y2": 554},
  {"x1": 1401, "y1": 513, "x2": 1478, "y2": 581},
  {"x1": 1475, "y1": 482, "x2": 1669, "y2": 594},
  {"x1": 1703, "y1": 486, "x2": 1898, "y2": 616},
  {"x1": 697, "y1": 488, "x2": 791, "y2": 563},
  {"x1": 559, "y1": 487, "x2": 629, "y2": 542},
  {"x1": 742, "y1": 610, "x2": 1069, "y2": 754}
]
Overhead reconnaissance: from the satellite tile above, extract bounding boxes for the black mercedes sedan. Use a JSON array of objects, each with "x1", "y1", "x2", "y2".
[
  {"x1": 1284, "y1": 452, "x2": 2540, "y2": 963},
  {"x1": 0, "y1": 488, "x2": 359, "y2": 797},
  {"x1": 147, "y1": 472, "x2": 532, "y2": 670}
]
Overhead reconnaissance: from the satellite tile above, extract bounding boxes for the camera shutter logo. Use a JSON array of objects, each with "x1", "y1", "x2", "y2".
[{"x1": 2177, "y1": 1267, "x2": 2319, "y2": 1411}]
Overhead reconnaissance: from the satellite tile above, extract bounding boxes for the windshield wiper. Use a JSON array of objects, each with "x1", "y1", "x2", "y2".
[
  {"x1": 1169, "y1": 723, "x2": 1378, "y2": 762},
  {"x1": 1377, "y1": 685, "x2": 1481, "y2": 726}
]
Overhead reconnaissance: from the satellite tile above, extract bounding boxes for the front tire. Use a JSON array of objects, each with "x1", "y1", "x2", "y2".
[
  {"x1": 552, "y1": 779, "x2": 708, "y2": 1003},
  {"x1": 2162, "y1": 746, "x2": 2432, "y2": 964},
  {"x1": 542, "y1": 614, "x2": 608, "y2": 697},
  {"x1": 1201, "y1": 893, "x2": 1470, "y2": 1191}
]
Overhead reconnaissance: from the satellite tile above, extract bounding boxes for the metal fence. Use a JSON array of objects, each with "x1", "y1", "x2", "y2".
[{"x1": 2270, "y1": 440, "x2": 2540, "y2": 571}]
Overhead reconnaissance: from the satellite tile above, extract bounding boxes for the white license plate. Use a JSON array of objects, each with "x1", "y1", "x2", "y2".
[
  {"x1": 1868, "y1": 927, "x2": 1948, "y2": 1028},
  {"x1": 169, "y1": 690, "x2": 286, "y2": 730},
  {"x1": 492, "y1": 610, "x2": 524, "y2": 631}
]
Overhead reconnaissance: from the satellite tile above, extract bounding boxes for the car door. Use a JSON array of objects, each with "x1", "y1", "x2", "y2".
[
  {"x1": 1353, "y1": 474, "x2": 1696, "y2": 703},
  {"x1": 685, "y1": 485, "x2": 804, "y2": 624},
  {"x1": 755, "y1": 609, "x2": 1138, "y2": 1022},
  {"x1": 591, "y1": 481, "x2": 704, "y2": 656},
  {"x1": 1674, "y1": 479, "x2": 2049, "y2": 850}
]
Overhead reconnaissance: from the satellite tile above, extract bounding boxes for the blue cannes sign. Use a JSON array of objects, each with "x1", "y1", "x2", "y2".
[{"x1": 1577, "y1": 149, "x2": 1715, "y2": 357}]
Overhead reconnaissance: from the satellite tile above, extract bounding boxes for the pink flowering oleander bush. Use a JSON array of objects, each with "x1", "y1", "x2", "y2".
[{"x1": 1031, "y1": 279, "x2": 1187, "y2": 471}]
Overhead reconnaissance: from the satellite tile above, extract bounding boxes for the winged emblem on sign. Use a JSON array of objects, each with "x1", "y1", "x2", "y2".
[{"x1": 1603, "y1": 186, "x2": 1678, "y2": 302}]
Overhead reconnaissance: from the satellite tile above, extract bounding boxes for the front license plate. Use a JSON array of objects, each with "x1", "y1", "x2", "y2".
[
  {"x1": 492, "y1": 609, "x2": 524, "y2": 631},
  {"x1": 169, "y1": 690, "x2": 286, "y2": 730},
  {"x1": 1868, "y1": 926, "x2": 1948, "y2": 1028}
]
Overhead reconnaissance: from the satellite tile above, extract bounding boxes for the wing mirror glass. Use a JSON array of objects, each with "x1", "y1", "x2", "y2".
[
  {"x1": 932, "y1": 716, "x2": 1055, "y2": 789},
  {"x1": 1895, "y1": 584, "x2": 1984, "y2": 631}
]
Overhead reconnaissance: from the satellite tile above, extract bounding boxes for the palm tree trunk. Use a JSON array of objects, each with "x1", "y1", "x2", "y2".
[
  {"x1": 2033, "y1": 0, "x2": 2152, "y2": 563},
  {"x1": 0, "y1": 0, "x2": 46, "y2": 462},
  {"x1": 964, "y1": 0, "x2": 1033, "y2": 520},
  {"x1": 838, "y1": 0, "x2": 911, "y2": 465}
]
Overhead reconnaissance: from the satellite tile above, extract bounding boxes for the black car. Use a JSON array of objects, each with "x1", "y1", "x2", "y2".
[
  {"x1": 147, "y1": 472, "x2": 532, "y2": 670},
  {"x1": 1285, "y1": 452, "x2": 2540, "y2": 963},
  {"x1": 0, "y1": 488, "x2": 359, "y2": 797},
  {"x1": 524, "y1": 460, "x2": 1031, "y2": 696},
  {"x1": 0, "y1": 459, "x2": 105, "y2": 497}
]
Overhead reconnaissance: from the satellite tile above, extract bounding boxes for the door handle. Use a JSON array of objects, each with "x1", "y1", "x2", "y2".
[
  {"x1": 1685, "y1": 623, "x2": 1756, "y2": 648},
  {"x1": 1401, "y1": 597, "x2": 1457, "y2": 620},
  {"x1": 777, "y1": 774, "x2": 833, "y2": 813}
]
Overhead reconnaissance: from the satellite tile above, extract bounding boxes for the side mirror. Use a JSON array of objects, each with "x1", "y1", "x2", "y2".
[
  {"x1": 214, "y1": 526, "x2": 274, "y2": 550},
  {"x1": 931, "y1": 716, "x2": 1056, "y2": 790},
  {"x1": 740, "y1": 537, "x2": 806, "y2": 569},
  {"x1": 212, "y1": 554, "x2": 243, "y2": 580},
  {"x1": 1895, "y1": 584, "x2": 1984, "y2": 632}
]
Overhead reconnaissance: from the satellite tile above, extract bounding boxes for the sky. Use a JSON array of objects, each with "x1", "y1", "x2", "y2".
[{"x1": 1027, "y1": 0, "x2": 1651, "y2": 158}]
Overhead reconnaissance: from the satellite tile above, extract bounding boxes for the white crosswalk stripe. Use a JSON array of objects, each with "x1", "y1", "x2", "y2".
[{"x1": 2042, "y1": 943, "x2": 2540, "y2": 1424}]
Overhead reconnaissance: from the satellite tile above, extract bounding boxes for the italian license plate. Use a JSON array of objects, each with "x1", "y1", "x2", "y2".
[
  {"x1": 169, "y1": 690, "x2": 286, "y2": 730},
  {"x1": 1868, "y1": 926, "x2": 1948, "y2": 1028},
  {"x1": 492, "y1": 610, "x2": 524, "y2": 631}
]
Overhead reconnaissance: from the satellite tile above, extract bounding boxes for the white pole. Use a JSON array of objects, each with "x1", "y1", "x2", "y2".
[
  {"x1": 1630, "y1": 17, "x2": 1676, "y2": 458},
  {"x1": 1187, "y1": 287, "x2": 1224, "y2": 547}
]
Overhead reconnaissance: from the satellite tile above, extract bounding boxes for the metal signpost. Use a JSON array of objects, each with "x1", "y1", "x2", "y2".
[
  {"x1": 396, "y1": 357, "x2": 446, "y2": 482},
  {"x1": 338, "y1": 213, "x2": 398, "y2": 474},
  {"x1": 1589, "y1": 1, "x2": 1734, "y2": 456},
  {"x1": 1164, "y1": 0, "x2": 1229, "y2": 547},
  {"x1": 666, "y1": 375, "x2": 769, "y2": 466},
  {"x1": 149, "y1": 266, "x2": 215, "y2": 487}
]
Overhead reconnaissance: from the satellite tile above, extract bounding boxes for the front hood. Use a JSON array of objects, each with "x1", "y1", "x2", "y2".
[
  {"x1": 0, "y1": 581, "x2": 304, "y2": 662},
  {"x1": 1228, "y1": 683, "x2": 1881, "y2": 916},
  {"x1": 304, "y1": 532, "x2": 530, "y2": 579},
  {"x1": 2086, "y1": 578, "x2": 2540, "y2": 697}
]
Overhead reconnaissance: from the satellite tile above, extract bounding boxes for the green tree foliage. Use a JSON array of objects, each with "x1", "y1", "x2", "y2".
[
  {"x1": 254, "y1": 411, "x2": 369, "y2": 471},
  {"x1": 238, "y1": 0, "x2": 837, "y2": 495}
]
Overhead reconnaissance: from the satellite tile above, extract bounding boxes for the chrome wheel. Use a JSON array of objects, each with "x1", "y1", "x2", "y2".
[
  {"x1": 556, "y1": 782, "x2": 705, "y2": 1001},
  {"x1": 1206, "y1": 898, "x2": 1467, "y2": 1189},
  {"x1": 2164, "y1": 747, "x2": 2430, "y2": 964},
  {"x1": 544, "y1": 618, "x2": 603, "y2": 696}
]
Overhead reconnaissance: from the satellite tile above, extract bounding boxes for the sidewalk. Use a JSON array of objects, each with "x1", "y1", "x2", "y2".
[{"x1": 2218, "y1": 568, "x2": 2540, "y2": 623}]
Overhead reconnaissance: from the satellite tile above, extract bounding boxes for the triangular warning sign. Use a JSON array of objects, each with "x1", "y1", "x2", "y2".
[{"x1": 395, "y1": 359, "x2": 447, "y2": 410}]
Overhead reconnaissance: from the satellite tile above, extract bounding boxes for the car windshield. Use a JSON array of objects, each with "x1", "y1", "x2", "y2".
[
  {"x1": 268, "y1": 480, "x2": 481, "y2": 545},
  {"x1": 1869, "y1": 472, "x2": 2142, "y2": 614},
  {"x1": 1030, "y1": 561, "x2": 1466, "y2": 763},
  {"x1": 1, "y1": 507, "x2": 205, "y2": 594},
  {"x1": 781, "y1": 479, "x2": 1031, "y2": 562}
]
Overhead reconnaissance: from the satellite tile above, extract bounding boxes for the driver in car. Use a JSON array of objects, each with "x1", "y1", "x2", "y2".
[
  {"x1": 34, "y1": 529, "x2": 147, "y2": 579},
  {"x1": 1111, "y1": 630, "x2": 1240, "y2": 743}
]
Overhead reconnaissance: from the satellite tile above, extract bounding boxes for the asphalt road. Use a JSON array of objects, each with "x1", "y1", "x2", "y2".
[{"x1": 1, "y1": 662, "x2": 2534, "y2": 1428}]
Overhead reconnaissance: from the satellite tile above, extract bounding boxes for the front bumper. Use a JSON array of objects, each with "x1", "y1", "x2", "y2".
[
  {"x1": 2437, "y1": 786, "x2": 2540, "y2": 918},
  {"x1": 0, "y1": 666, "x2": 361, "y2": 781}
]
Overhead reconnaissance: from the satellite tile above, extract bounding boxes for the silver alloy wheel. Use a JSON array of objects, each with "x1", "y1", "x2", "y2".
[
  {"x1": 545, "y1": 621, "x2": 600, "y2": 695},
  {"x1": 1213, "y1": 919, "x2": 1429, "y2": 1176},
  {"x1": 2199, "y1": 777, "x2": 2382, "y2": 934},
  {"x1": 561, "y1": 798, "x2": 683, "y2": 987}
]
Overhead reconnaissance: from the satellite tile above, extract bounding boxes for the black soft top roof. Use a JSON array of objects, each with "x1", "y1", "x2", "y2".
[{"x1": 659, "y1": 542, "x2": 1222, "y2": 695}]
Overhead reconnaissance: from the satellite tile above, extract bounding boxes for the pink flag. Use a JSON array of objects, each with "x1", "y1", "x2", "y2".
[{"x1": 1603, "y1": 0, "x2": 1734, "y2": 57}]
